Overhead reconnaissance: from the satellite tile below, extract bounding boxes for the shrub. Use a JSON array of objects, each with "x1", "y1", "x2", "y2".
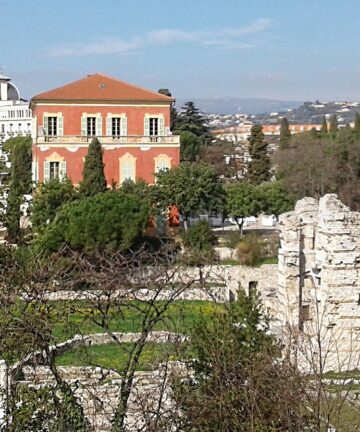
[
  {"x1": 181, "y1": 220, "x2": 217, "y2": 265},
  {"x1": 36, "y1": 190, "x2": 151, "y2": 254},
  {"x1": 236, "y1": 234, "x2": 263, "y2": 266}
]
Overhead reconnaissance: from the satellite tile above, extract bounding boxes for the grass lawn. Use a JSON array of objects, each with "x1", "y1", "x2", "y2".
[
  {"x1": 56, "y1": 341, "x2": 184, "y2": 371},
  {"x1": 52, "y1": 300, "x2": 223, "y2": 342}
]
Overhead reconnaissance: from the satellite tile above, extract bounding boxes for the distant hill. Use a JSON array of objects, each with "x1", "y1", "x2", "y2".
[{"x1": 175, "y1": 97, "x2": 301, "y2": 115}]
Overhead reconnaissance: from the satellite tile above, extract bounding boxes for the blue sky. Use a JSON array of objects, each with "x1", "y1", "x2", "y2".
[{"x1": 2, "y1": 0, "x2": 360, "y2": 102}]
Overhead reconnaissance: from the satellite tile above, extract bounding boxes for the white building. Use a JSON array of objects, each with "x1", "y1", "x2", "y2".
[{"x1": 0, "y1": 72, "x2": 32, "y2": 148}]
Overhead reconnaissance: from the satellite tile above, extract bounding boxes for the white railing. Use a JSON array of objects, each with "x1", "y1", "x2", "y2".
[{"x1": 36, "y1": 135, "x2": 180, "y2": 145}]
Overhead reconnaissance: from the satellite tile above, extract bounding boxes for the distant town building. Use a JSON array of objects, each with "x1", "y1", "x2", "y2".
[
  {"x1": 31, "y1": 73, "x2": 180, "y2": 185},
  {"x1": 0, "y1": 72, "x2": 32, "y2": 146}
]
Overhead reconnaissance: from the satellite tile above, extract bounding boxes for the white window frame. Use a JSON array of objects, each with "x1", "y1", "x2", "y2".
[{"x1": 119, "y1": 153, "x2": 136, "y2": 184}]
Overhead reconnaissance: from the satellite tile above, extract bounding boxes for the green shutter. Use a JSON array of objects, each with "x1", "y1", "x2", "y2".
[
  {"x1": 121, "y1": 116, "x2": 127, "y2": 136},
  {"x1": 144, "y1": 117, "x2": 149, "y2": 136},
  {"x1": 58, "y1": 116, "x2": 64, "y2": 136},
  {"x1": 43, "y1": 116, "x2": 48, "y2": 135},
  {"x1": 81, "y1": 116, "x2": 87, "y2": 136},
  {"x1": 59, "y1": 161, "x2": 67, "y2": 180},
  {"x1": 96, "y1": 116, "x2": 102, "y2": 136},
  {"x1": 44, "y1": 161, "x2": 50, "y2": 182},
  {"x1": 106, "y1": 116, "x2": 112, "y2": 136},
  {"x1": 158, "y1": 117, "x2": 165, "y2": 136}
]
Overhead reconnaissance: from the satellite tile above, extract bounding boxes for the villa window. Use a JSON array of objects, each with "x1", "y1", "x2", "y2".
[
  {"x1": 49, "y1": 161, "x2": 60, "y2": 179},
  {"x1": 43, "y1": 114, "x2": 63, "y2": 136},
  {"x1": 87, "y1": 117, "x2": 96, "y2": 136},
  {"x1": 149, "y1": 117, "x2": 159, "y2": 136}
]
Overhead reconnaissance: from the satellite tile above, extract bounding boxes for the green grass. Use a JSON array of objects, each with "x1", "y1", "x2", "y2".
[
  {"x1": 254, "y1": 256, "x2": 278, "y2": 266},
  {"x1": 323, "y1": 369, "x2": 360, "y2": 380},
  {"x1": 51, "y1": 300, "x2": 223, "y2": 342},
  {"x1": 56, "y1": 342, "x2": 183, "y2": 370}
]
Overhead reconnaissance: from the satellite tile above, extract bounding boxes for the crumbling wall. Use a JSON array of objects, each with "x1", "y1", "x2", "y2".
[{"x1": 278, "y1": 194, "x2": 360, "y2": 371}]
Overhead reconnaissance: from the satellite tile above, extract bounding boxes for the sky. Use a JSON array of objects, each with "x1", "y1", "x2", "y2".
[{"x1": 2, "y1": 0, "x2": 360, "y2": 102}]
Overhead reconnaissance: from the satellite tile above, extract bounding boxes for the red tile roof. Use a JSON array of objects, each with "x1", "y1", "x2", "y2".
[{"x1": 31, "y1": 73, "x2": 174, "y2": 103}]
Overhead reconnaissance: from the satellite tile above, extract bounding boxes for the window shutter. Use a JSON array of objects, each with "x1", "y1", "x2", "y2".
[
  {"x1": 44, "y1": 161, "x2": 50, "y2": 182},
  {"x1": 43, "y1": 116, "x2": 48, "y2": 135},
  {"x1": 96, "y1": 116, "x2": 102, "y2": 136},
  {"x1": 106, "y1": 116, "x2": 112, "y2": 136},
  {"x1": 158, "y1": 117, "x2": 165, "y2": 136},
  {"x1": 121, "y1": 116, "x2": 127, "y2": 136},
  {"x1": 59, "y1": 161, "x2": 67, "y2": 180},
  {"x1": 32, "y1": 161, "x2": 38, "y2": 182},
  {"x1": 58, "y1": 116, "x2": 64, "y2": 136},
  {"x1": 144, "y1": 117, "x2": 150, "y2": 136},
  {"x1": 81, "y1": 116, "x2": 86, "y2": 136}
]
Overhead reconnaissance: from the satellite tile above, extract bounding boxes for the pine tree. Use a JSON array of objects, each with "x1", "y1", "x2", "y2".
[
  {"x1": 247, "y1": 124, "x2": 271, "y2": 185},
  {"x1": 79, "y1": 138, "x2": 107, "y2": 196},
  {"x1": 329, "y1": 114, "x2": 338, "y2": 137},
  {"x1": 175, "y1": 101, "x2": 210, "y2": 143},
  {"x1": 279, "y1": 117, "x2": 291, "y2": 149},
  {"x1": 321, "y1": 116, "x2": 328, "y2": 134},
  {"x1": 354, "y1": 112, "x2": 360, "y2": 139}
]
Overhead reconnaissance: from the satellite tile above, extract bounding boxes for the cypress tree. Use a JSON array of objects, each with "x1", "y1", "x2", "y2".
[
  {"x1": 321, "y1": 116, "x2": 328, "y2": 134},
  {"x1": 158, "y1": 88, "x2": 178, "y2": 131},
  {"x1": 354, "y1": 112, "x2": 360, "y2": 139},
  {"x1": 279, "y1": 117, "x2": 291, "y2": 149},
  {"x1": 247, "y1": 124, "x2": 271, "y2": 185},
  {"x1": 4, "y1": 137, "x2": 32, "y2": 242},
  {"x1": 329, "y1": 114, "x2": 338, "y2": 137},
  {"x1": 79, "y1": 138, "x2": 107, "y2": 196}
]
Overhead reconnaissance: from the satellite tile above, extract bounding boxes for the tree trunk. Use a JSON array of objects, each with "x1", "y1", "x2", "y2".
[
  {"x1": 183, "y1": 217, "x2": 188, "y2": 231},
  {"x1": 236, "y1": 218, "x2": 244, "y2": 235}
]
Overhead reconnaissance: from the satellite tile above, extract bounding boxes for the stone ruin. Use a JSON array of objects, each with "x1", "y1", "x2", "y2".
[{"x1": 277, "y1": 194, "x2": 360, "y2": 372}]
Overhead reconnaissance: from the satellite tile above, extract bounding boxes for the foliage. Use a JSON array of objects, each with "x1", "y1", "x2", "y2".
[
  {"x1": 354, "y1": 112, "x2": 360, "y2": 139},
  {"x1": 321, "y1": 115, "x2": 328, "y2": 135},
  {"x1": 199, "y1": 139, "x2": 239, "y2": 178},
  {"x1": 246, "y1": 124, "x2": 271, "y2": 184},
  {"x1": 258, "y1": 180, "x2": 295, "y2": 216},
  {"x1": 174, "y1": 101, "x2": 211, "y2": 144},
  {"x1": 225, "y1": 181, "x2": 262, "y2": 233},
  {"x1": 275, "y1": 130, "x2": 360, "y2": 209},
  {"x1": 4, "y1": 137, "x2": 32, "y2": 242},
  {"x1": 180, "y1": 130, "x2": 202, "y2": 162},
  {"x1": 36, "y1": 190, "x2": 151, "y2": 253},
  {"x1": 155, "y1": 162, "x2": 226, "y2": 230},
  {"x1": 329, "y1": 114, "x2": 338, "y2": 137},
  {"x1": 181, "y1": 220, "x2": 217, "y2": 265},
  {"x1": 79, "y1": 137, "x2": 107, "y2": 196},
  {"x1": 279, "y1": 117, "x2": 291, "y2": 149},
  {"x1": 173, "y1": 290, "x2": 312, "y2": 431},
  {"x1": 236, "y1": 233, "x2": 263, "y2": 266},
  {"x1": 158, "y1": 88, "x2": 177, "y2": 131},
  {"x1": 6, "y1": 385, "x2": 89, "y2": 432},
  {"x1": 31, "y1": 177, "x2": 78, "y2": 233}
]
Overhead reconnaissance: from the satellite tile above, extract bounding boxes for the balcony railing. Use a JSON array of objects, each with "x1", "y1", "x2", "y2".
[{"x1": 36, "y1": 135, "x2": 180, "y2": 145}]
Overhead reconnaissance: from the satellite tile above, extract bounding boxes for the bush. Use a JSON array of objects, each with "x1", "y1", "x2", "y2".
[
  {"x1": 36, "y1": 190, "x2": 151, "y2": 254},
  {"x1": 236, "y1": 234, "x2": 263, "y2": 266},
  {"x1": 181, "y1": 220, "x2": 217, "y2": 265},
  {"x1": 223, "y1": 231, "x2": 242, "y2": 250}
]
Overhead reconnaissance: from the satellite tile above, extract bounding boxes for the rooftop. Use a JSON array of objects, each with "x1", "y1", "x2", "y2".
[{"x1": 31, "y1": 73, "x2": 175, "y2": 103}]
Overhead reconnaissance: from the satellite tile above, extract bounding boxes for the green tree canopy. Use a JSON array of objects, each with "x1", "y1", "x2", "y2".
[
  {"x1": 155, "y1": 162, "x2": 225, "y2": 230},
  {"x1": 258, "y1": 180, "x2": 295, "y2": 216},
  {"x1": 225, "y1": 182, "x2": 262, "y2": 233},
  {"x1": 36, "y1": 190, "x2": 151, "y2": 254},
  {"x1": 279, "y1": 117, "x2": 291, "y2": 149},
  {"x1": 180, "y1": 131, "x2": 202, "y2": 162},
  {"x1": 246, "y1": 124, "x2": 271, "y2": 185},
  {"x1": 31, "y1": 177, "x2": 78, "y2": 233},
  {"x1": 79, "y1": 137, "x2": 107, "y2": 196}
]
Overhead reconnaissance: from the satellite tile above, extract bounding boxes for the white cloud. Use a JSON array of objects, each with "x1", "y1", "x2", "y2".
[{"x1": 50, "y1": 18, "x2": 271, "y2": 57}]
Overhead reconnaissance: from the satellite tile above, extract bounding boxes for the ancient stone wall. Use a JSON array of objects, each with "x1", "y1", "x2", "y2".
[{"x1": 278, "y1": 194, "x2": 360, "y2": 372}]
